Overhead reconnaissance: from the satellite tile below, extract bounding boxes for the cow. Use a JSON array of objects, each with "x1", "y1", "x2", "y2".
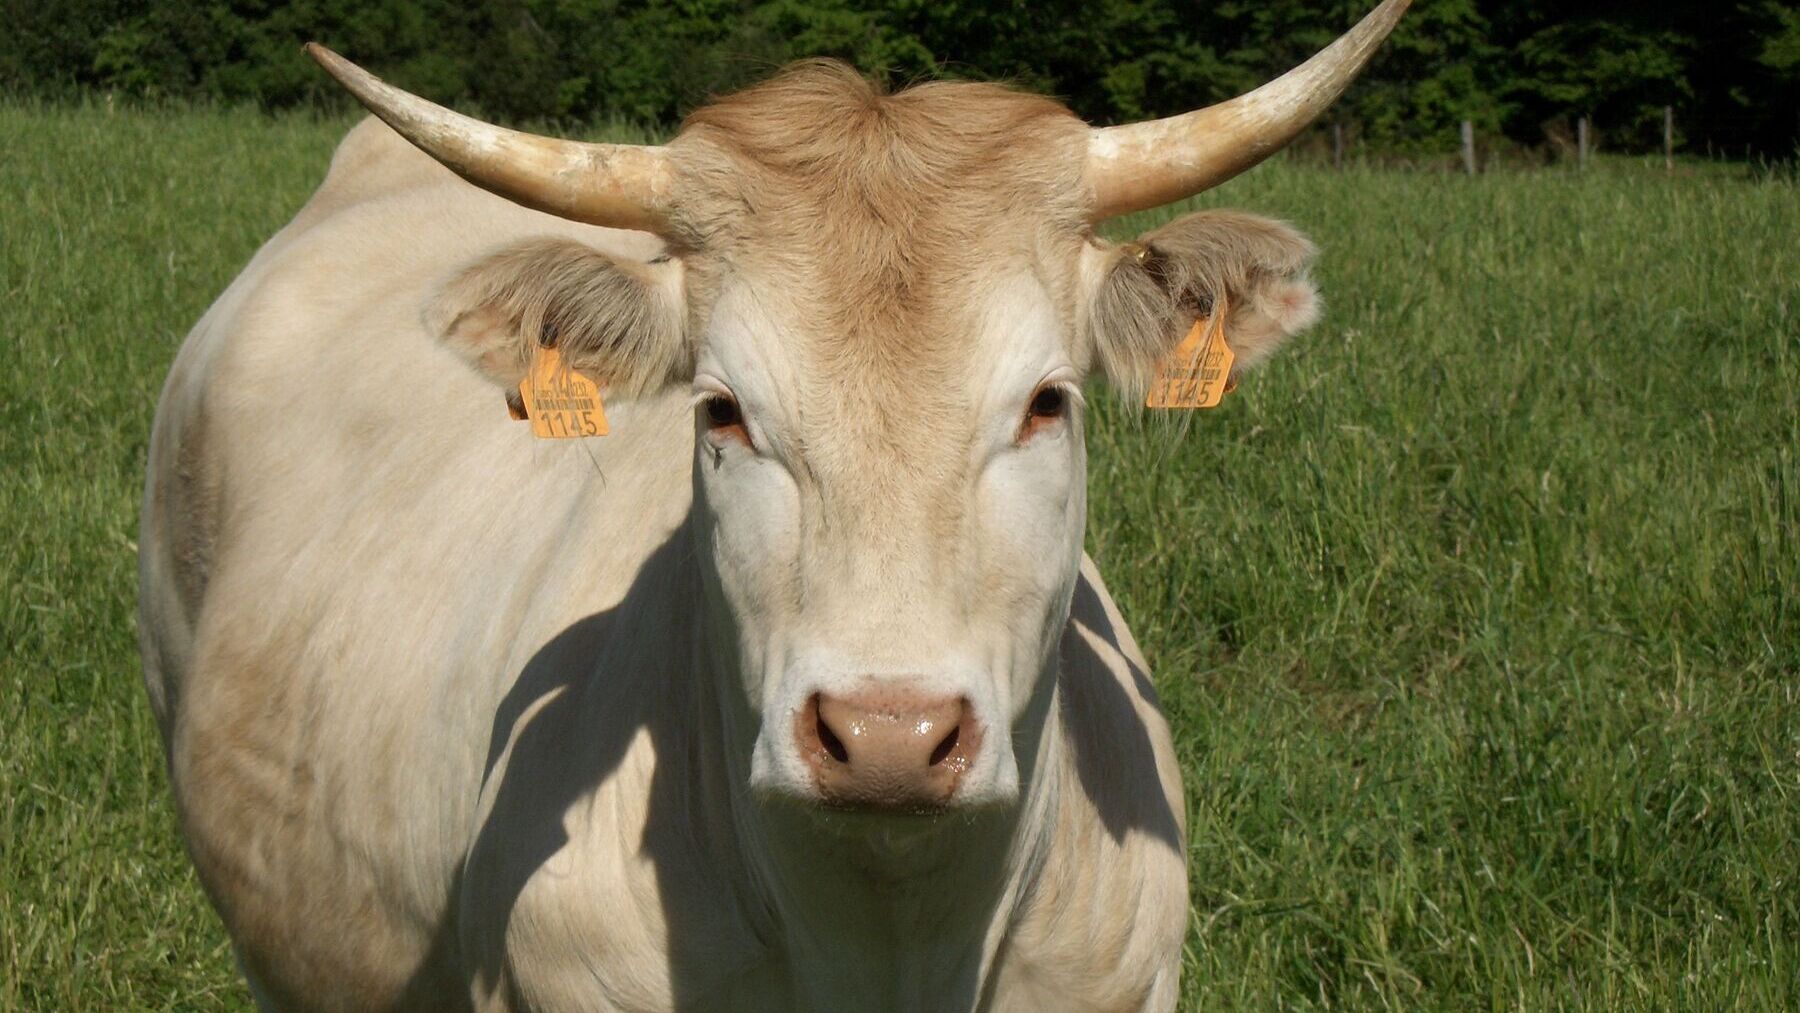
[{"x1": 137, "y1": 3, "x2": 1409, "y2": 1009}]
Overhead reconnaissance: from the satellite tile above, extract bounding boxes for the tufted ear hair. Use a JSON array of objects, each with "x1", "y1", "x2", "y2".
[
  {"x1": 424, "y1": 237, "x2": 690, "y2": 398},
  {"x1": 1087, "y1": 210, "x2": 1321, "y2": 401}
]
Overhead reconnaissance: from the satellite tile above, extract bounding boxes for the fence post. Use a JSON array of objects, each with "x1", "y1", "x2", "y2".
[
  {"x1": 1577, "y1": 116, "x2": 1590, "y2": 170},
  {"x1": 1664, "y1": 106, "x2": 1675, "y2": 174},
  {"x1": 1460, "y1": 120, "x2": 1476, "y2": 175},
  {"x1": 1334, "y1": 121, "x2": 1345, "y2": 171}
]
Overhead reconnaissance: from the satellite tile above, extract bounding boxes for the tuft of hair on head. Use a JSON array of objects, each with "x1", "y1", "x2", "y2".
[
  {"x1": 424, "y1": 237, "x2": 691, "y2": 398},
  {"x1": 680, "y1": 58, "x2": 1079, "y2": 166},
  {"x1": 1089, "y1": 210, "x2": 1321, "y2": 407},
  {"x1": 674, "y1": 57, "x2": 1087, "y2": 240}
]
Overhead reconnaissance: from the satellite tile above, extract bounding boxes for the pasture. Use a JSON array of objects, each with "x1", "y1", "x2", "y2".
[{"x1": 2, "y1": 99, "x2": 1796, "y2": 1010}]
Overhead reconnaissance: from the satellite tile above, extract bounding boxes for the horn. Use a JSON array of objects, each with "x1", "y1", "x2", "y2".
[
  {"x1": 304, "y1": 44, "x2": 675, "y2": 233},
  {"x1": 1086, "y1": 0, "x2": 1411, "y2": 219}
]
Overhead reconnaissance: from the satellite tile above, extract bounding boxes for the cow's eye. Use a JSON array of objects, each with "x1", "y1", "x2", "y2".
[
  {"x1": 702, "y1": 394, "x2": 751, "y2": 446},
  {"x1": 1018, "y1": 384, "x2": 1070, "y2": 443}
]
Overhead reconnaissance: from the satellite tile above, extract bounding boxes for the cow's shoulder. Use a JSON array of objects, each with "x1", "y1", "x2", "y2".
[
  {"x1": 1000, "y1": 556, "x2": 1188, "y2": 1010},
  {"x1": 456, "y1": 551, "x2": 776, "y2": 1011},
  {"x1": 1058, "y1": 555, "x2": 1187, "y2": 848}
]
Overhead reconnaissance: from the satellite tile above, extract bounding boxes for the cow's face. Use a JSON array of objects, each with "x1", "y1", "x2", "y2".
[
  {"x1": 662, "y1": 81, "x2": 1099, "y2": 813},
  {"x1": 682, "y1": 236, "x2": 1315, "y2": 817},
  {"x1": 429, "y1": 71, "x2": 1319, "y2": 819},
  {"x1": 427, "y1": 69, "x2": 1323, "y2": 818},
  {"x1": 692, "y1": 266, "x2": 1091, "y2": 812},
  {"x1": 317, "y1": 1, "x2": 1406, "y2": 820}
]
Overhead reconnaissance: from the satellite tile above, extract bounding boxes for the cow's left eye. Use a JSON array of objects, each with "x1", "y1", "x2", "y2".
[
  {"x1": 1018, "y1": 384, "x2": 1069, "y2": 443},
  {"x1": 702, "y1": 394, "x2": 752, "y2": 447}
]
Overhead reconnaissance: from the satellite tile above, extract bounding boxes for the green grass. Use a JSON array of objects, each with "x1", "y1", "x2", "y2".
[{"x1": 2, "y1": 99, "x2": 1796, "y2": 1010}]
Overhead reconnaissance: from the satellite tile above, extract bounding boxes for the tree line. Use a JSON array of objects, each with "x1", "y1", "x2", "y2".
[{"x1": 5, "y1": 0, "x2": 1797, "y2": 157}]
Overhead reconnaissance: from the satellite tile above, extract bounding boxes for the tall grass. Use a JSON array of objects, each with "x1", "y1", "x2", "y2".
[{"x1": 2, "y1": 100, "x2": 1795, "y2": 1010}]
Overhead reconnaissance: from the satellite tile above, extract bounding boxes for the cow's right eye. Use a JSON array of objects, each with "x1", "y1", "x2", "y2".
[
  {"x1": 1017, "y1": 382, "x2": 1072, "y2": 443},
  {"x1": 1028, "y1": 386, "x2": 1067, "y2": 420}
]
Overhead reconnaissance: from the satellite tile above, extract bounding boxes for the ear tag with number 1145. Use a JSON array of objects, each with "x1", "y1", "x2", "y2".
[
  {"x1": 517, "y1": 345, "x2": 609, "y2": 438},
  {"x1": 1146, "y1": 311, "x2": 1237, "y2": 410}
]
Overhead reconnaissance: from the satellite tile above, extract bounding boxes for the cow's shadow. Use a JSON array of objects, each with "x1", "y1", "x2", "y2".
[
  {"x1": 1063, "y1": 575, "x2": 1184, "y2": 855},
  {"x1": 402, "y1": 524, "x2": 1182, "y2": 1010}
]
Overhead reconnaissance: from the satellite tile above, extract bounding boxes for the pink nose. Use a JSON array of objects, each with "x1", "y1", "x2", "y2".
[{"x1": 796, "y1": 690, "x2": 980, "y2": 811}]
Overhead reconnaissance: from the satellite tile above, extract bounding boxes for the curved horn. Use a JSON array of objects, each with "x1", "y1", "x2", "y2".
[
  {"x1": 1086, "y1": 0, "x2": 1411, "y2": 219},
  {"x1": 305, "y1": 44, "x2": 675, "y2": 233}
]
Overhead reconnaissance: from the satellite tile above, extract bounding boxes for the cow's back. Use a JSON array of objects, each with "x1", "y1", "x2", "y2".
[{"x1": 139, "y1": 118, "x2": 692, "y2": 1008}]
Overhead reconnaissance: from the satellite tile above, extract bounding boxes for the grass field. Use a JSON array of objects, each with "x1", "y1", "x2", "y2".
[{"x1": 2, "y1": 99, "x2": 1796, "y2": 1010}]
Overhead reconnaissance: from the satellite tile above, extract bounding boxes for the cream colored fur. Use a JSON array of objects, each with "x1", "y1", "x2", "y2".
[{"x1": 141, "y1": 63, "x2": 1322, "y2": 1013}]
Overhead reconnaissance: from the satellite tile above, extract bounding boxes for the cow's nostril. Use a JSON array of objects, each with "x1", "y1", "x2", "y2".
[
  {"x1": 815, "y1": 707, "x2": 849, "y2": 763},
  {"x1": 927, "y1": 724, "x2": 959, "y2": 766}
]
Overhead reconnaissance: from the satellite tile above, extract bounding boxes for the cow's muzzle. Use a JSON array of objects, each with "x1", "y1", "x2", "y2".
[{"x1": 795, "y1": 689, "x2": 982, "y2": 812}]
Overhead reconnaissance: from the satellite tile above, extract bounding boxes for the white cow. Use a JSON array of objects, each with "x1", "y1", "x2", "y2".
[{"x1": 139, "y1": 4, "x2": 1408, "y2": 1009}]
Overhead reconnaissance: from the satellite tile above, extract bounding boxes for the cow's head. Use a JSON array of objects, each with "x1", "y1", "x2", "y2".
[{"x1": 311, "y1": 0, "x2": 1404, "y2": 819}]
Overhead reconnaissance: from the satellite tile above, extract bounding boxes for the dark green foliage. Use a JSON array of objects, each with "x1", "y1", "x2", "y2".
[{"x1": 3, "y1": 0, "x2": 1797, "y2": 155}]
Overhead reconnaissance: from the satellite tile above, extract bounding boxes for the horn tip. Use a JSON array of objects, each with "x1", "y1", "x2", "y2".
[{"x1": 303, "y1": 42, "x2": 330, "y2": 65}]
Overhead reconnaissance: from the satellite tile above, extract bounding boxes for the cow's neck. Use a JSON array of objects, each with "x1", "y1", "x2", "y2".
[{"x1": 689, "y1": 618, "x2": 1065, "y2": 1010}]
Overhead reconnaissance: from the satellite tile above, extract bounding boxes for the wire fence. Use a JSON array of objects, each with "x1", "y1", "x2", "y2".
[{"x1": 1294, "y1": 107, "x2": 1796, "y2": 176}]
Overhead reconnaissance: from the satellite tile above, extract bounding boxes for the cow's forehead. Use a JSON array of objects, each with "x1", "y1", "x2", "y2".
[
  {"x1": 671, "y1": 62, "x2": 1093, "y2": 475},
  {"x1": 672, "y1": 61, "x2": 1090, "y2": 223}
]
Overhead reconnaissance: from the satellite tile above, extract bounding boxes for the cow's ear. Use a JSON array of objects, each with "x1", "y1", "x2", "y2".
[
  {"x1": 425, "y1": 238, "x2": 689, "y2": 396},
  {"x1": 1085, "y1": 210, "x2": 1320, "y2": 400}
]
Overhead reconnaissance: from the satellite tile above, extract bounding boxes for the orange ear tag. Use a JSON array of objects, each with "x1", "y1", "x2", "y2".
[
  {"x1": 1146, "y1": 312, "x2": 1237, "y2": 410},
  {"x1": 516, "y1": 345, "x2": 609, "y2": 438}
]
